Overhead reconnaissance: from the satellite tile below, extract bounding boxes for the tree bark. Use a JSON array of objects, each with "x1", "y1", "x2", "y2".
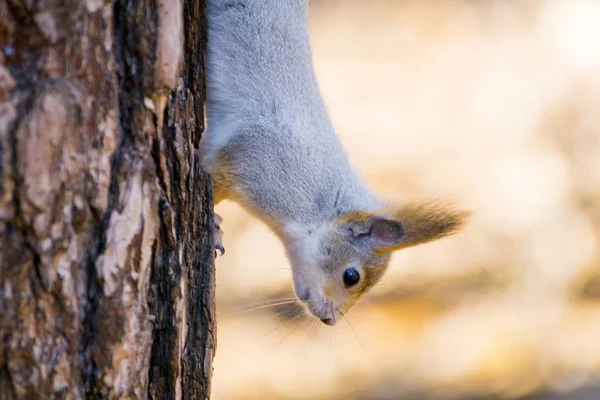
[{"x1": 0, "y1": 0, "x2": 216, "y2": 399}]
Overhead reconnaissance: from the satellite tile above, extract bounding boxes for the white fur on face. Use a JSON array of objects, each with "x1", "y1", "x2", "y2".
[{"x1": 284, "y1": 221, "x2": 347, "y2": 324}]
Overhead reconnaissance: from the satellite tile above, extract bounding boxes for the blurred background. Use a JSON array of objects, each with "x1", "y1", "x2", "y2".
[{"x1": 211, "y1": 0, "x2": 600, "y2": 399}]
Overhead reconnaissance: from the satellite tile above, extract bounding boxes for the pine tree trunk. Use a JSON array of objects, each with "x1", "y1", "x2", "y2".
[{"x1": 0, "y1": 0, "x2": 216, "y2": 398}]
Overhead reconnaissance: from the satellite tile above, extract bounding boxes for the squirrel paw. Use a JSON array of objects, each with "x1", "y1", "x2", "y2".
[{"x1": 214, "y1": 213, "x2": 225, "y2": 257}]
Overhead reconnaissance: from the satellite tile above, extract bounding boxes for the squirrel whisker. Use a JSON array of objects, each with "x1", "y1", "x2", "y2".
[{"x1": 234, "y1": 299, "x2": 299, "y2": 315}]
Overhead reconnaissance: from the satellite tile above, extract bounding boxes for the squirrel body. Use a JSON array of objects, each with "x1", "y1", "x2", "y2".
[{"x1": 201, "y1": 0, "x2": 468, "y2": 325}]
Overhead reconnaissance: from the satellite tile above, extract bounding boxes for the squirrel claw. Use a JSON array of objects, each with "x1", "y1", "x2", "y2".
[{"x1": 213, "y1": 213, "x2": 225, "y2": 257}]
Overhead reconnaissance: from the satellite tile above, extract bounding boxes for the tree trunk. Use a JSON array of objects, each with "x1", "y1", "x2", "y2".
[{"x1": 0, "y1": 0, "x2": 216, "y2": 398}]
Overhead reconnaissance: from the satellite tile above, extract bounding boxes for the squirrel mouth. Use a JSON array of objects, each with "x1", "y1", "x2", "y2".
[
  {"x1": 320, "y1": 317, "x2": 337, "y2": 326},
  {"x1": 305, "y1": 300, "x2": 340, "y2": 326}
]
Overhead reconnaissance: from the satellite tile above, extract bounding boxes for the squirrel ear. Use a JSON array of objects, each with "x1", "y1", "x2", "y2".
[
  {"x1": 345, "y1": 202, "x2": 470, "y2": 253},
  {"x1": 388, "y1": 202, "x2": 471, "y2": 251},
  {"x1": 347, "y1": 215, "x2": 405, "y2": 250}
]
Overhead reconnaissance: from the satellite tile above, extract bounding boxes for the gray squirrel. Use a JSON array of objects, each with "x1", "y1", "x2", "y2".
[{"x1": 200, "y1": 0, "x2": 469, "y2": 325}]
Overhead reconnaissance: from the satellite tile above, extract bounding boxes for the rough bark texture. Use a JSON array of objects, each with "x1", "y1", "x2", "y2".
[{"x1": 0, "y1": 0, "x2": 215, "y2": 399}]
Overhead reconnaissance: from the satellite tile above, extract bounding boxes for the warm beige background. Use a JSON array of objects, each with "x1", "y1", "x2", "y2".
[{"x1": 211, "y1": 1, "x2": 600, "y2": 399}]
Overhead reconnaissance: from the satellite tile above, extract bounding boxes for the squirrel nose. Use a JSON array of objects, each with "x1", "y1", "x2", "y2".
[{"x1": 320, "y1": 318, "x2": 336, "y2": 326}]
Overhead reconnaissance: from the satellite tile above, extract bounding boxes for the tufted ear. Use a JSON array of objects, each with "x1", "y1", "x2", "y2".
[
  {"x1": 347, "y1": 215, "x2": 405, "y2": 250},
  {"x1": 344, "y1": 202, "x2": 470, "y2": 254}
]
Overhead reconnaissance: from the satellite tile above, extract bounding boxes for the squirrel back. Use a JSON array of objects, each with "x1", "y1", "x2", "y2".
[{"x1": 202, "y1": 0, "x2": 469, "y2": 325}]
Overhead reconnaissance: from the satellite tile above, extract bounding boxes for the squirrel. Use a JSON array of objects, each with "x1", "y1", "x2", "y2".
[{"x1": 201, "y1": 0, "x2": 470, "y2": 326}]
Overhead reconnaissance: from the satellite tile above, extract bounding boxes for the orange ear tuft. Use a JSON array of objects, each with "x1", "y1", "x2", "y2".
[
  {"x1": 391, "y1": 201, "x2": 471, "y2": 250},
  {"x1": 338, "y1": 202, "x2": 470, "y2": 254}
]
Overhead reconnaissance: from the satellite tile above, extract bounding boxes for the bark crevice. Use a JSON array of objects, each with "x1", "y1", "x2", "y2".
[{"x1": 1, "y1": 0, "x2": 214, "y2": 398}]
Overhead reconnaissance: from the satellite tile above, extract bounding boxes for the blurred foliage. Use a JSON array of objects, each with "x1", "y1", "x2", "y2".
[{"x1": 211, "y1": 0, "x2": 600, "y2": 399}]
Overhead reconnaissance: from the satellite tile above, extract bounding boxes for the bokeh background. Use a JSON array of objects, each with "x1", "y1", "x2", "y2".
[{"x1": 211, "y1": 0, "x2": 600, "y2": 399}]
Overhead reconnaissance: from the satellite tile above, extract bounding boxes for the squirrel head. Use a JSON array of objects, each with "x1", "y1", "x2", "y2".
[{"x1": 285, "y1": 202, "x2": 470, "y2": 326}]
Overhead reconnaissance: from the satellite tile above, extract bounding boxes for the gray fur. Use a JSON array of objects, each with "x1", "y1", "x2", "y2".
[
  {"x1": 202, "y1": 0, "x2": 398, "y2": 324},
  {"x1": 202, "y1": 0, "x2": 382, "y2": 228}
]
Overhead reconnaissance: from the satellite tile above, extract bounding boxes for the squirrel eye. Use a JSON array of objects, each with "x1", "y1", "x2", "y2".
[{"x1": 343, "y1": 268, "x2": 360, "y2": 288}]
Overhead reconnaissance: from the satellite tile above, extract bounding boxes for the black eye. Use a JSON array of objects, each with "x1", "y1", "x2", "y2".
[{"x1": 343, "y1": 268, "x2": 360, "y2": 288}]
